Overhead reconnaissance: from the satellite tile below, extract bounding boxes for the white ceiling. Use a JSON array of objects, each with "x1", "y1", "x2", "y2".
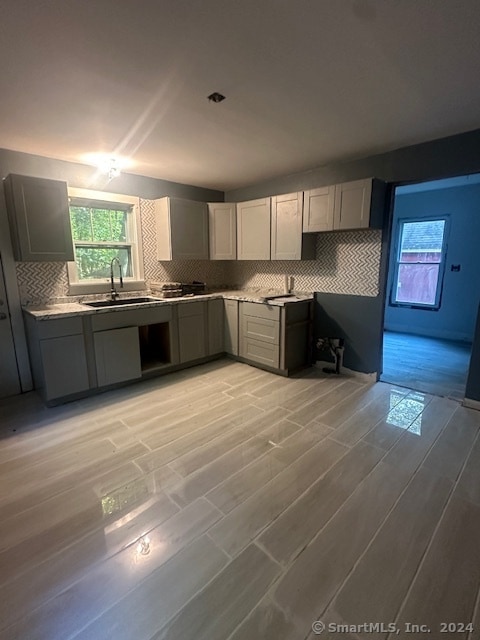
[{"x1": 1, "y1": 0, "x2": 480, "y2": 191}]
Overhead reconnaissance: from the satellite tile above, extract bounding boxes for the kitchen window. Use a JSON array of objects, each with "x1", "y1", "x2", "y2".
[
  {"x1": 390, "y1": 217, "x2": 449, "y2": 309},
  {"x1": 67, "y1": 187, "x2": 144, "y2": 295}
]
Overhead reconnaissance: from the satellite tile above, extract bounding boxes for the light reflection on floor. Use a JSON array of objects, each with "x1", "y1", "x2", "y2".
[{"x1": 386, "y1": 390, "x2": 426, "y2": 435}]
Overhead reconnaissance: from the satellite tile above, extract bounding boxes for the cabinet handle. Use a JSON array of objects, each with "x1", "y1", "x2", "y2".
[{"x1": 0, "y1": 313, "x2": 7, "y2": 320}]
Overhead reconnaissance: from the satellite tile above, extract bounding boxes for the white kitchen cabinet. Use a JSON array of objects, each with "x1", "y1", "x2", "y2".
[
  {"x1": 94, "y1": 326, "x2": 142, "y2": 387},
  {"x1": 223, "y1": 299, "x2": 239, "y2": 356},
  {"x1": 177, "y1": 301, "x2": 207, "y2": 363},
  {"x1": 236, "y1": 197, "x2": 271, "y2": 260},
  {"x1": 4, "y1": 174, "x2": 74, "y2": 262},
  {"x1": 271, "y1": 192, "x2": 316, "y2": 260},
  {"x1": 208, "y1": 203, "x2": 236, "y2": 260},
  {"x1": 303, "y1": 186, "x2": 335, "y2": 232},
  {"x1": 334, "y1": 179, "x2": 373, "y2": 230},
  {"x1": 155, "y1": 197, "x2": 209, "y2": 260}
]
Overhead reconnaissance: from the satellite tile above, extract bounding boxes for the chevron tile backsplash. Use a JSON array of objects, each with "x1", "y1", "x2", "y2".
[{"x1": 16, "y1": 199, "x2": 381, "y2": 304}]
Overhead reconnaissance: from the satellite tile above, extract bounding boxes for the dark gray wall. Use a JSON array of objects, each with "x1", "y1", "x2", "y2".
[
  {"x1": 0, "y1": 148, "x2": 224, "y2": 202},
  {"x1": 226, "y1": 129, "x2": 480, "y2": 201},
  {"x1": 315, "y1": 293, "x2": 385, "y2": 374},
  {"x1": 466, "y1": 305, "x2": 480, "y2": 401}
]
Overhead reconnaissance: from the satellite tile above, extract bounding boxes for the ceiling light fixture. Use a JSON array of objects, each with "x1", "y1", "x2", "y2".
[
  {"x1": 207, "y1": 92, "x2": 226, "y2": 103},
  {"x1": 82, "y1": 153, "x2": 131, "y2": 181}
]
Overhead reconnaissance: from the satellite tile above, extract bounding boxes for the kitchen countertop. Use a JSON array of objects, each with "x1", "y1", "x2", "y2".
[{"x1": 23, "y1": 290, "x2": 314, "y2": 320}]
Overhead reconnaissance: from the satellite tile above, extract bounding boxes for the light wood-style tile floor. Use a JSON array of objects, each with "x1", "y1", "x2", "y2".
[
  {"x1": 1, "y1": 358, "x2": 479, "y2": 640},
  {"x1": 382, "y1": 331, "x2": 472, "y2": 400}
]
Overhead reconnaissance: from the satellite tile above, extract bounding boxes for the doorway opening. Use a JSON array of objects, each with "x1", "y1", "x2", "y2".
[{"x1": 380, "y1": 174, "x2": 480, "y2": 399}]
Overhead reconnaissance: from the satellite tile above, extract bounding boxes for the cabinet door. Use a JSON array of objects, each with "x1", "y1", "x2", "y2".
[
  {"x1": 207, "y1": 299, "x2": 224, "y2": 355},
  {"x1": 271, "y1": 192, "x2": 303, "y2": 260},
  {"x1": 170, "y1": 198, "x2": 209, "y2": 259},
  {"x1": 303, "y1": 186, "x2": 335, "y2": 232},
  {"x1": 223, "y1": 299, "x2": 238, "y2": 355},
  {"x1": 94, "y1": 326, "x2": 141, "y2": 387},
  {"x1": 333, "y1": 179, "x2": 372, "y2": 230},
  {"x1": 178, "y1": 302, "x2": 207, "y2": 362},
  {"x1": 208, "y1": 203, "x2": 236, "y2": 260},
  {"x1": 40, "y1": 334, "x2": 89, "y2": 400},
  {"x1": 237, "y1": 198, "x2": 271, "y2": 260},
  {"x1": 4, "y1": 174, "x2": 74, "y2": 262},
  {"x1": 155, "y1": 197, "x2": 209, "y2": 260}
]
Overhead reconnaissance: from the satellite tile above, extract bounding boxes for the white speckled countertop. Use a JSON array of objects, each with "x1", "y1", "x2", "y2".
[{"x1": 23, "y1": 290, "x2": 314, "y2": 320}]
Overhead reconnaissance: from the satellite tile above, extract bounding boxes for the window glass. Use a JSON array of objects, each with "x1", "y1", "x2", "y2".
[{"x1": 392, "y1": 218, "x2": 447, "y2": 308}]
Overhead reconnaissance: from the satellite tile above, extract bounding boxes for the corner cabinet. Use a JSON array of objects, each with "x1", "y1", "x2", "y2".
[
  {"x1": 155, "y1": 197, "x2": 209, "y2": 260},
  {"x1": 271, "y1": 192, "x2": 316, "y2": 260},
  {"x1": 208, "y1": 203, "x2": 236, "y2": 260},
  {"x1": 4, "y1": 174, "x2": 74, "y2": 262},
  {"x1": 237, "y1": 198, "x2": 271, "y2": 260}
]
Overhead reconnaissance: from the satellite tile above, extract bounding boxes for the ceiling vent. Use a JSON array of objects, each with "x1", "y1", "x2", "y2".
[{"x1": 207, "y1": 92, "x2": 226, "y2": 103}]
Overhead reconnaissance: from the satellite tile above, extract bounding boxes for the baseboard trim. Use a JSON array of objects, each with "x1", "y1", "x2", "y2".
[
  {"x1": 314, "y1": 360, "x2": 377, "y2": 383},
  {"x1": 463, "y1": 398, "x2": 480, "y2": 411}
]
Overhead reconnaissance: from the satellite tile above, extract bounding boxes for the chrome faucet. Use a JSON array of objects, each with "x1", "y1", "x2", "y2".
[{"x1": 110, "y1": 257, "x2": 123, "y2": 301}]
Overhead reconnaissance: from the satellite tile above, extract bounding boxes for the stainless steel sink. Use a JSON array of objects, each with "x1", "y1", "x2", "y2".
[{"x1": 85, "y1": 297, "x2": 160, "y2": 308}]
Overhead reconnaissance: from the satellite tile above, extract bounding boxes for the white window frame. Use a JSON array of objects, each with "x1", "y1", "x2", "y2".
[
  {"x1": 67, "y1": 187, "x2": 145, "y2": 295},
  {"x1": 390, "y1": 215, "x2": 449, "y2": 310}
]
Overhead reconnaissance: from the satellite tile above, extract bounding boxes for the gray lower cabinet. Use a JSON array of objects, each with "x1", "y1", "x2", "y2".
[
  {"x1": 207, "y1": 299, "x2": 224, "y2": 355},
  {"x1": 239, "y1": 302, "x2": 280, "y2": 369},
  {"x1": 24, "y1": 315, "x2": 91, "y2": 402},
  {"x1": 239, "y1": 300, "x2": 312, "y2": 373},
  {"x1": 94, "y1": 326, "x2": 142, "y2": 387},
  {"x1": 177, "y1": 302, "x2": 207, "y2": 363},
  {"x1": 40, "y1": 334, "x2": 90, "y2": 400},
  {"x1": 223, "y1": 299, "x2": 239, "y2": 355}
]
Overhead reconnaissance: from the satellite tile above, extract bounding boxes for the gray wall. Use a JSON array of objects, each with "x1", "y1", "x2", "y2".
[
  {"x1": 385, "y1": 184, "x2": 480, "y2": 342},
  {"x1": 225, "y1": 129, "x2": 480, "y2": 201},
  {"x1": 0, "y1": 148, "x2": 223, "y2": 202}
]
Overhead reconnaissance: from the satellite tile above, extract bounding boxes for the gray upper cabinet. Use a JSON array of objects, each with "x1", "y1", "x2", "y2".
[
  {"x1": 333, "y1": 178, "x2": 373, "y2": 230},
  {"x1": 271, "y1": 192, "x2": 316, "y2": 260},
  {"x1": 208, "y1": 203, "x2": 236, "y2": 260},
  {"x1": 155, "y1": 196, "x2": 209, "y2": 260},
  {"x1": 4, "y1": 174, "x2": 74, "y2": 262},
  {"x1": 237, "y1": 197, "x2": 271, "y2": 260},
  {"x1": 303, "y1": 186, "x2": 335, "y2": 232}
]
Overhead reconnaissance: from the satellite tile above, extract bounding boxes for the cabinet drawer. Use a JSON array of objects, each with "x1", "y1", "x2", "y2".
[
  {"x1": 241, "y1": 314, "x2": 280, "y2": 345},
  {"x1": 91, "y1": 305, "x2": 172, "y2": 331},
  {"x1": 240, "y1": 337, "x2": 279, "y2": 369},
  {"x1": 177, "y1": 301, "x2": 206, "y2": 318},
  {"x1": 37, "y1": 317, "x2": 83, "y2": 339},
  {"x1": 241, "y1": 301, "x2": 280, "y2": 322}
]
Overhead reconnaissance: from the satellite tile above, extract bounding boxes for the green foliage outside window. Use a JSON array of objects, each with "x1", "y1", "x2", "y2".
[{"x1": 69, "y1": 204, "x2": 133, "y2": 280}]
